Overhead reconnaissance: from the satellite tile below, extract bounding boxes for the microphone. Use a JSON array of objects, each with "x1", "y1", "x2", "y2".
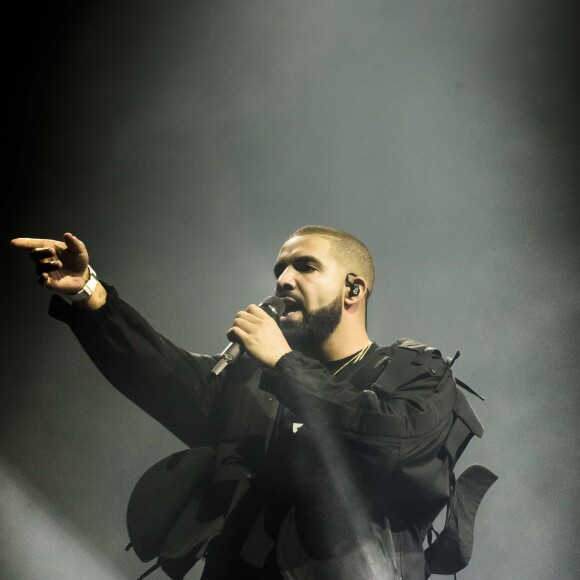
[{"x1": 211, "y1": 296, "x2": 285, "y2": 376}]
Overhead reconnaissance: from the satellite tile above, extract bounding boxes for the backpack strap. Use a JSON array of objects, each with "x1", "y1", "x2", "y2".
[
  {"x1": 371, "y1": 339, "x2": 445, "y2": 397},
  {"x1": 424, "y1": 464, "x2": 497, "y2": 575},
  {"x1": 444, "y1": 389, "x2": 484, "y2": 469},
  {"x1": 135, "y1": 562, "x2": 161, "y2": 580}
]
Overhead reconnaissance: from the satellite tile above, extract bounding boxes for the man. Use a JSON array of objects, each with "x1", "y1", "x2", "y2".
[{"x1": 11, "y1": 226, "x2": 495, "y2": 579}]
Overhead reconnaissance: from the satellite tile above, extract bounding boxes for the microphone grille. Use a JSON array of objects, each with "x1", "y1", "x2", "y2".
[{"x1": 259, "y1": 296, "x2": 285, "y2": 319}]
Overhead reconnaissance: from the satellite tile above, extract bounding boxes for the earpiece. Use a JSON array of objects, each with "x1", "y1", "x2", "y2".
[
  {"x1": 345, "y1": 274, "x2": 361, "y2": 298},
  {"x1": 348, "y1": 284, "x2": 360, "y2": 298}
]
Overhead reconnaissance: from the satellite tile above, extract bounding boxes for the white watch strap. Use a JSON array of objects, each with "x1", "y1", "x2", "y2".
[{"x1": 68, "y1": 265, "x2": 98, "y2": 302}]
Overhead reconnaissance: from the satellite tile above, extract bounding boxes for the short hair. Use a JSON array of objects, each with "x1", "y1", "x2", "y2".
[{"x1": 286, "y1": 225, "x2": 376, "y2": 297}]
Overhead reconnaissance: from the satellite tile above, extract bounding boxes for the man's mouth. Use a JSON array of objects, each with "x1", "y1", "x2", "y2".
[{"x1": 280, "y1": 297, "x2": 303, "y2": 321}]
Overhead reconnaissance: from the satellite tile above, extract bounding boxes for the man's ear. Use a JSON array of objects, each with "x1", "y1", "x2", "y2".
[{"x1": 344, "y1": 274, "x2": 367, "y2": 305}]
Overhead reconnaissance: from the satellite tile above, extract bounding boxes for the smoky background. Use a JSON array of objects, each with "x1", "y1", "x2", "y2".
[{"x1": 2, "y1": 1, "x2": 579, "y2": 578}]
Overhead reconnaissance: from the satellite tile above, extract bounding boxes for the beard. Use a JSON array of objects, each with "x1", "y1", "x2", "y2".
[{"x1": 280, "y1": 293, "x2": 343, "y2": 351}]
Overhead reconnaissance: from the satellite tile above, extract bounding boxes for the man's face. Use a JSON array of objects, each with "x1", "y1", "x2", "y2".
[{"x1": 274, "y1": 235, "x2": 345, "y2": 349}]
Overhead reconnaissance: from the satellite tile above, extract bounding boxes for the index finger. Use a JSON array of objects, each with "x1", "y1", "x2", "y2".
[
  {"x1": 247, "y1": 304, "x2": 270, "y2": 318},
  {"x1": 10, "y1": 237, "x2": 65, "y2": 251}
]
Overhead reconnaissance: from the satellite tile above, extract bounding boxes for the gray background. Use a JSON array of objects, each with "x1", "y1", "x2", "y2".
[{"x1": 2, "y1": 1, "x2": 579, "y2": 578}]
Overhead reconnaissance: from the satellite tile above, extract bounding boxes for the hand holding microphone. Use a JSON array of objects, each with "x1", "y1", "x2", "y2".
[{"x1": 211, "y1": 296, "x2": 289, "y2": 375}]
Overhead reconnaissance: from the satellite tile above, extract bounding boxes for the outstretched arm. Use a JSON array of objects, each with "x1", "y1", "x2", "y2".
[{"x1": 11, "y1": 232, "x2": 221, "y2": 446}]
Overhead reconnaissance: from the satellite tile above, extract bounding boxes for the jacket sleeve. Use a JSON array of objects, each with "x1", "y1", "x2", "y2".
[
  {"x1": 48, "y1": 283, "x2": 223, "y2": 447},
  {"x1": 262, "y1": 345, "x2": 456, "y2": 439}
]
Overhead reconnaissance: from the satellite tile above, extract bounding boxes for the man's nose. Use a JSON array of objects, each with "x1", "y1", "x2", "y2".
[{"x1": 276, "y1": 268, "x2": 296, "y2": 291}]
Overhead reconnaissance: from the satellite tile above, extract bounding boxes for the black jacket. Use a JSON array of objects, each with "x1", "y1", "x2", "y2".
[{"x1": 49, "y1": 285, "x2": 495, "y2": 579}]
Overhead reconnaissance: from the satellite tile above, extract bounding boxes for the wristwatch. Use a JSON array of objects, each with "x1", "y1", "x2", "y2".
[{"x1": 68, "y1": 265, "x2": 98, "y2": 302}]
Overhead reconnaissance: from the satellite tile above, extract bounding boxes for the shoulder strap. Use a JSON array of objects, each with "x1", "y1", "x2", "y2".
[
  {"x1": 372, "y1": 338, "x2": 446, "y2": 397},
  {"x1": 444, "y1": 389, "x2": 484, "y2": 469},
  {"x1": 425, "y1": 464, "x2": 498, "y2": 576}
]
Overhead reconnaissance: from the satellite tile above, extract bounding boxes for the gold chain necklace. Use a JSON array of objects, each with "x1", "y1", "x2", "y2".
[{"x1": 333, "y1": 340, "x2": 373, "y2": 376}]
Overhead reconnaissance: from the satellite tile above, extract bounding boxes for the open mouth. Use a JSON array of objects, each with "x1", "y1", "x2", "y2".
[{"x1": 280, "y1": 298, "x2": 302, "y2": 320}]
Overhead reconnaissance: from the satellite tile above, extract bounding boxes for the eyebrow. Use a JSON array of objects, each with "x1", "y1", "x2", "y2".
[{"x1": 273, "y1": 255, "x2": 322, "y2": 277}]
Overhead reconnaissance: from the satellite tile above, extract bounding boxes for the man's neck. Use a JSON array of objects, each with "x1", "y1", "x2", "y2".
[{"x1": 301, "y1": 326, "x2": 371, "y2": 363}]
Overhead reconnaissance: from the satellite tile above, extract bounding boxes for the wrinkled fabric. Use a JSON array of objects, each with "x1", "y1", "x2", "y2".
[{"x1": 49, "y1": 285, "x2": 488, "y2": 579}]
